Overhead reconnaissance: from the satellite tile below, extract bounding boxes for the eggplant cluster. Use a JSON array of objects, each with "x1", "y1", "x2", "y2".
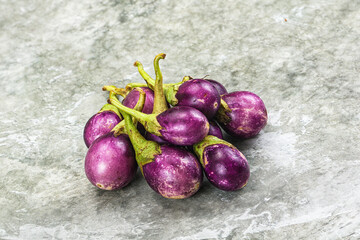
[{"x1": 83, "y1": 54, "x2": 268, "y2": 199}]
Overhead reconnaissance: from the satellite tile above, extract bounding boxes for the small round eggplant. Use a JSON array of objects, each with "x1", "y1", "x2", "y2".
[
  {"x1": 122, "y1": 109, "x2": 202, "y2": 199},
  {"x1": 142, "y1": 145, "x2": 202, "y2": 199},
  {"x1": 193, "y1": 135, "x2": 250, "y2": 191},
  {"x1": 173, "y1": 79, "x2": 220, "y2": 119},
  {"x1": 84, "y1": 132, "x2": 137, "y2": 190},
  {"x1": 216, "y1": 91, "x2": 267, "y2": 138},
  {"x1": 83, "y1": 104, "x2": 122, "y2": 148}
]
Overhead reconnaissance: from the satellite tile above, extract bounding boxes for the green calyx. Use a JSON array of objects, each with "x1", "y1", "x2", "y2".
[
  {"x1": 122, "y1": 109, "x2": 161, "y2": 174},
  {"x1": 193, "y1": 135, "x2": 235, "y2": 167},
  {"x1": 215, "y1": 98, "x2": 232, "y2": 124},
  {"x1": 103, "y1": 85, "x2": 163, "y2": 137},
  {"x1": 165, "y1": 75, "x2": 192, "y2": 106},
  {"x1": 99, "y1": 103, "x2": 121, "y2": 119}
]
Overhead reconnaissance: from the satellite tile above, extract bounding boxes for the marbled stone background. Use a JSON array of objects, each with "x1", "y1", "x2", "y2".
[{"x1": 1, "y1": 0, "x2": 359, "y2": 239}]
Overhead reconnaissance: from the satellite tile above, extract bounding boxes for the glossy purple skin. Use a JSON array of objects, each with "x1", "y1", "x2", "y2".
[
  {"x1": 122, "y1": 87, "x2": 154, "y2": 114},
  {"x1": 145, "y1": 132, "x2": 170, "y2": 144},
  {"x1": 85, "y1": 132, "x2": 137, "y2": 190},
  {"x1": 203, "y1": 144, "x2": 250, "y2": 191},
  {"x1": 83, "y1": 111, "x2": 121, "y2": 148},
  {"x1": 205, "y1": 79, "x2": 228, "y2": 95},
  {"x1": 142, "y1": 145, "x2": 203, "y2": 199},
  {"x1": 220, "y1": 91, "x2": 267, "y2": 138},
  {"x1": 157, "y1": 106, "x2": 209, "y2": 146},
  {"x1": 175, "y1": 79, "x2": 220, "y2": 119},
  {"x1": 208, "y1": 121, "x2": 223, "y2": 139}
]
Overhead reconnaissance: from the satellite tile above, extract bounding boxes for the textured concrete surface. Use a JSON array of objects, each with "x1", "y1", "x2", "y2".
[{"x1": 1, "y1": 0, "x2": 360, "y2": 239}]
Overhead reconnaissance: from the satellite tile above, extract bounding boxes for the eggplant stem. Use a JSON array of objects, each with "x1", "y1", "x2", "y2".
[{"x1": 152, "y1": 53, "x2": 168, "y2": 114}]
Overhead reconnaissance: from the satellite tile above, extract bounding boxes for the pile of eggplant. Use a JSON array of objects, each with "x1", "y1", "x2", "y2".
[{"x1": 83, "y1": 53, "x2": 268, "y2": 199}]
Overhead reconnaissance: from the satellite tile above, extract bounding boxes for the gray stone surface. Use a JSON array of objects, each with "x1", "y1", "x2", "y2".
[{"x1": 1, "y1": 0, "x2": 360, "y2": 239}]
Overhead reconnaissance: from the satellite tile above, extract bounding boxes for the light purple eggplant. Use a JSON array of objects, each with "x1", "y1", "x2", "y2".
[
  {"x1": 208, "y1": 120, "x2": 223, "y2": 139},
  {"x1": 216, "y1": 91, "x2": 267, "y2": 138},
  {"x1": 193, "y1": 135, "x2": 250, "y2": 191},
  {"x1": 122, "y1": 107, "x2": 203, "y2": 199},
  {"x1": 84, "y1": 132, "x2": 137, "y2": 190},
  {"x1": 83, "y1": 104, "x2": 122, "y2": 148},
  {"x1": 205, "y1": 79, "x2": 228, "y2": 95}
]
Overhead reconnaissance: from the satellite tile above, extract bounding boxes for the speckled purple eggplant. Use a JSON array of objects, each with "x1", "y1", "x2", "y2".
[
  {"x1": 145, "y1": 132, "x2": 170, "y2": 144},
  {"x1": 142, "y1": 145, "x2": 203, "y2": 199},
  {"x1": 202, "y1": 144, "x2": 249, "y2": 191},
  {"x1": 122, "y1": 87, "x2": 155, "y2": 114},
  {"x1": 83, "y1": 111, "x2": 122, "y2": 148},
  {"x1": 157, "y1": 106, "x2": 209, "y2": 146},
  {"x1": 205, "y1": 79, "x2": 228, "y2": 95},
  {"x1": 175, "y1": 79, "x2": 221, "y2": 119},
  {"x1": 218, "y1": 91, "x2": 267, "y2": 138},
  {"x1": 208, "y1": 121, "x2": 223, "y2": 139},
  {"x1": 84, "y1": 132, "x2": 137, "y2": 190}
]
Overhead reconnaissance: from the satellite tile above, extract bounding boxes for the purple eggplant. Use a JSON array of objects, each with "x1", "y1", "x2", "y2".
[
  {"x1": 84, "y1": 88, "x2": 147, "y2": 190},
  {"x1": 208, "y1": 120, "x2": 223, "y2": 139},
  {"x1": 193, "y1": 135, "x2": 250, "y2": 191},
  {"x1": 134, "y1": 58, "x2": 220, "y2": 119},
  {"x1": 84, "y1": 132, "x2": 137, "y2": 190},
  {"x1": 122, "y1": 104, "x2": 202, "y2": 199},
  {"x1": 216, "y1": 91, "x2": 267, "y2": 138},
  {"x1": 104, "y1": 54, "x2": 209, "y2": 146},
  {"x1": 174, "y1": 79, "x2": 220, "y2": 119},
  {"x1": 83, "y1": 104, "x2": 122, "y2": 148},
  {"x1": 205, "y1": 79, "x2": 228, "y2": 95}
]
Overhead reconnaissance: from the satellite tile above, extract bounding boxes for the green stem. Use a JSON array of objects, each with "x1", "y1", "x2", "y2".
[
  {"x1": 103, "y1": 85, "x2": 147, "y2": 119},
  {"x1": 114, "y1": 88, "x2": 128, "y2": 98},
  {"x1": 101, "y1": 85, "x2": 127, "y2": 97},
  {"x1": 152, "y1": 53, "x2": 168, "y2": 114},
  {"x1": 125, "y1": 82, "x2": 148, "y2": 92},
  {"x1": 134, "y1": 60, "x2": 185, "y2": 90},
  {"x1": 134, "y1": 61, "x2": 155, "y2": 90},
  {"x1": 123, "y1": 110, "x2": 161, "y2": 173}
]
